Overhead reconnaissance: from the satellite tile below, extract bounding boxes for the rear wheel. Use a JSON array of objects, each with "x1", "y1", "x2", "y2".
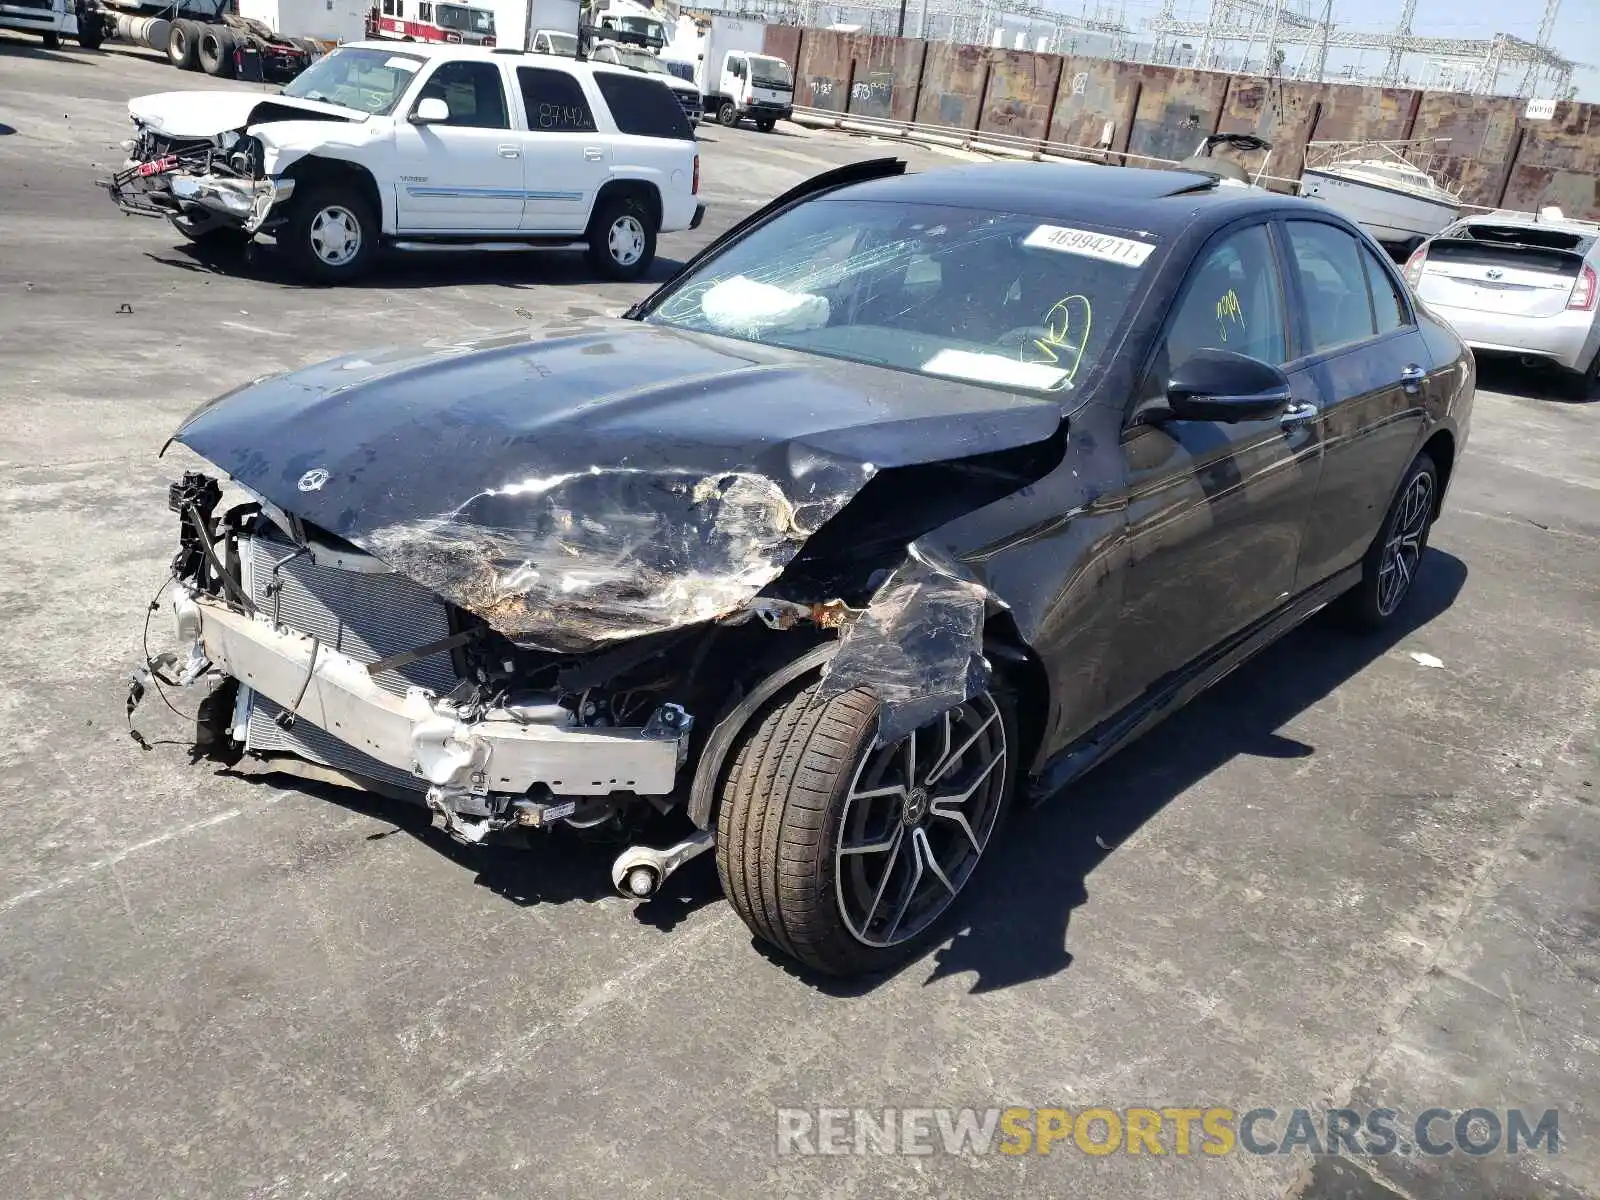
[
  {"x1": 716, "y1": 681, "x2": 1016, "y2": 976},
  {"x1": 1565, "y1": 349, "x2": 1600, "y2": 400},
  {"x1": 1332, "y1": 451, "x2": 1437, "y2": 630},
  {"x1": 198, "y1": 26, "x2": 236, "y2": 77},
  {"x1": 278, "y1": 187, "x2": 378, "y2": 283},
  {"x1": 167, "y1": 19, "x2": 201, "y2": 70},
  {"x1": 717, "y1": 99, "x2": 739, "y2": 127},
  {"x1": 755, "y1": 116, "x2": 776, "y2": 132},
  {"x1": 75, "y1": 12, "x2": 103, "y2": 49},
  {"x1": 41, "y1": 30, "x2": 60, "y2": 48},
  {"x1": 585, "y1": 194, "x2": 656, "y2": 281}
]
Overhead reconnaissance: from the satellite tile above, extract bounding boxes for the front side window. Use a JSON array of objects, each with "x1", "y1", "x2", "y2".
[
  {"x1": 1286, "y1": 220, "x2": 1377, "y2": 354},
  {"x1": 281, "y1": 47, "x2": 423, "y2": 115},
  {"x1": 415, "y1": 60, "x2": 509, "y2": 129},
  {"x1": 644, "y1": 199, "x2": 1157, "y2": 396},
  {"x1": 516, "y1": 66, "x2": 597, "y2": 132},
  {"x1": 1156, "y1": 223, "x2": 1288, "y2": 388},
  {"x1": 436, "y1": 3, "x2": 494, "y2": 34}
]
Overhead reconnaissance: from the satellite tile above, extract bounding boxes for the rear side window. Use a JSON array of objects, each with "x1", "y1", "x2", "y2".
[
  {"x1": 1286, "y1": 221, "x2": 1375, "y2": 354},
  {"x1": 594, "y1": 71, "x2": 692, "y2": 139},
  {"x1": 1360, "y1": 244, "x2": 1410, "y2": 335},
  {"x1": 516, "y1": 66, "x2": 597, "y2": 132}
]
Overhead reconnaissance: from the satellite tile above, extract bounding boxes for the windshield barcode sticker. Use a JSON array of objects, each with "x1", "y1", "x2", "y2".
[{"x1": 1024, "y1": 225, "x2": 1155, "y2": 267}]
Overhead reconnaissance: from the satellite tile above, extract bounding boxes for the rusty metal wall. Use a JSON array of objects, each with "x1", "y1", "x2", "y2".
[
  {"x1": 762, "y1": 25, "x2": 802, "y2": 72},
  {"x1": 783, "y1": 28, "x2": 1599, "y2": 218},
  {"x1": 1500, "y1": 102, "x2": 1600, "y2": 219},
  {"x1": 977, "y1": 49, "x2": 1061, "y2": 141},
  {"x1": 1124, "y1": 66, "x2": 1229, "y2": 165},
  {"x1": 796, "y1": 27, "x2": 850, "y2": 114},
  {"x1": 913, "y1": 42, "x2": 990, "y2": 130},
  {"x1": 844, "y1": 34, "x2": 926, "y2": 122},
  {"x1": 1410, "y1": 92, "x2": 1521, "y2": 210},
  {"x1": 1047, "y1": 57, "x2": 1137, "y2": 151}
]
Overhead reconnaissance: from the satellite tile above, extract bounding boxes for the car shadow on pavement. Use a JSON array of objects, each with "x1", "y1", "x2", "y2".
[
  {"x1": 1473, "y1": 356, "x2": 1594, "y2": 404},
  {"x1": 145, "y1": 240, "x2": 691, "y2": 291},
  {"x1": 0, "y1": 36, "x2": 91, "y2": 66},
  {"x1": 775, "y1": 548, "x2": 1469, "y2": 997}
]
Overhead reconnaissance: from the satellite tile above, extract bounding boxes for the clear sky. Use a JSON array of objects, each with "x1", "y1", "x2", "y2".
[{"x1": 1102, "y1": 0, "x2": 1599, "y2": 99}]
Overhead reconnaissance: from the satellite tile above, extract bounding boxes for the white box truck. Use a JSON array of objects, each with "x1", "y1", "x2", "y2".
[{"x1": 696, "y1": 17, "x2": 792, "y2": 133}]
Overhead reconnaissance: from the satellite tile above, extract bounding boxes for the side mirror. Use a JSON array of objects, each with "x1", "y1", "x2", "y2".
[
  {"x1": 1163, "y1": 348, "x2": 1292, "y2": 422},
  {"x1": 410, "y1": 97, "x2": 450, "y2": 124}
]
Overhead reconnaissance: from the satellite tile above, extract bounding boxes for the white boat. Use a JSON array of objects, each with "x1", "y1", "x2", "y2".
[{"x1": 1300, "y1": 140, "x2": 1462, "y2": 250}]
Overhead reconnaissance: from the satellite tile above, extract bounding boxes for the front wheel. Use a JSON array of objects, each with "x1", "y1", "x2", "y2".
[
  {"x1": 1332, "y1": 451, "x2": 1438, "y2": 629},
  {"x1": 75, "y1": 14, "x2": 103, "y2": 49},
  {"x1": 278, "y1": 187, "x2": 378, "y2": 283},
  {"x1": 585, "y1": 195, "x2": 656, "y2": 281},
  {"x1": 41, "y1": 30, "x2": 61, "y2": 48},
  {"x1": 716, "y1": 681, "x2": 1016, "y2": 976},
  {"x1": 717, "y1": 99, "x2": 739, "y2": 127}
]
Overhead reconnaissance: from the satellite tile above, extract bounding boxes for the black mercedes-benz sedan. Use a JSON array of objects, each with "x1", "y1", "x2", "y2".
[{"x1": 140, "y1": 158, "x2": 1473, "y2": 976}]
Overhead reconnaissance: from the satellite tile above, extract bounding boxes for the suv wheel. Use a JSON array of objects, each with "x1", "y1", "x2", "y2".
[
  {"x1": 1333, "y1": 451, "x2": 1437, "y2": 629},
  {"x1": 755, "y1": 116, "x2": 776, "y2": 132},
  {"x1": 716, "y1": 681, "x2": 1016, "y2": 976},
  {"x1": 586, "y1": 195, "x2": 656, "y2": 281},
  {"x1": 279, "y1": 187, "x2": 378, "y2": 283},
  {"x1": 717, "y1": 100, "x2": 739, "y2": 127}
]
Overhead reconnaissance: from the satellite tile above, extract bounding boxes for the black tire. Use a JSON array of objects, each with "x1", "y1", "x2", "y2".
[
  {"x1": 277, "y1": 186, "x2": 379, "y2": 284},
  {"x1": 198, "y1": 26, "x2": 235, "y2": 77},
  {"x1": 716, "y1": 99, "x2": 739, "y2": 127},
  {"x1": 41, "y1": 30, "x2": 61, "y2": 48},
  {"x1": 1332, "y1": 451, "x2": 1438, "y2": 630},
  {"x1": 585, "y1": 193, "x2": 657, "y2": 281},
  {"x1": 716, "y1": 680, "x2": 1017, "y2": 977},
  {"x1": 755, "y1": 116, "x2": 776, "y2": 132},
  {"x1": 1564, "y1": 349, "x2": 1600, "y2": 401},
  {"x1": 75, "y1": 14, "x2": 103, "y2": 50},
  {"x1": 167, "y1": 19, "x2": 201, "y2": 70}
]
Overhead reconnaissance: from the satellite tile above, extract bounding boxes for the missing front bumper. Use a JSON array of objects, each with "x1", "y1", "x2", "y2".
[
  {"x1": 174, "y1": 588, "x2": 691, "y2": 830},
  {"x1": 102, "y1": 165, "x2": 294, "y2": 234}
]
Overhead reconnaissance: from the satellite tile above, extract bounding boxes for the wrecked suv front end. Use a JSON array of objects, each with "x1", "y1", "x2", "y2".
[{"x1": 102, "y1": 119, "x2": 296, "y2": 240}]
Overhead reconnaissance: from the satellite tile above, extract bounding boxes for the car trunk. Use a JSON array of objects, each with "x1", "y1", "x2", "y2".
[{"x1": 1416, "y1": 226, "x2": 1592, "y2": 318}]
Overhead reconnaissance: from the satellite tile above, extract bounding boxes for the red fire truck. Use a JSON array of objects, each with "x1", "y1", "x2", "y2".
[{"x1": 367, "y1": 0, "x2": 495, "y2": 45}]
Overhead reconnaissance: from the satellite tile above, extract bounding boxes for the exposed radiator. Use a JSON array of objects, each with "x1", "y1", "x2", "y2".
[{"x1": 242, "y1": 527, "x2": 461, "y2": 793}]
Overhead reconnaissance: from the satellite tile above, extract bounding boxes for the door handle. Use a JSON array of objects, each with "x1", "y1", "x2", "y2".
[
  {"x1": 583, "y1": 147, "x2": 604, "y2": 161},
  {"x1": 1400, "y1": 363, "x2": 1426, "y2": 394},
  {"x1": 1280, "y1": 400, "x2": 1318, "y2": 428},
  {"x1": 498, "y1": 144, "x2": 521, "y2": 158}
]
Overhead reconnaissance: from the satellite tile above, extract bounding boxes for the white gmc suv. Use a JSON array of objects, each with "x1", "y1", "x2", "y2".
[{"x1": 102, "y1": 41, "x2": 705, "y2": 283}]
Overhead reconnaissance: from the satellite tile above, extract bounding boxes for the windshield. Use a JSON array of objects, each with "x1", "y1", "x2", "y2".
[
  {"x1": 614, "y1": 47, "x2": 668, "y2": 74},
  {"x1": 280, "y1": 47, "x2": 422, "y2": 115},
  {"x1": 537, "y1": 31, "x2": 577, "y2": 55},
  {"x1": 749, "y1": 54, "x2": 793, "y2": 88},
  {"x1": 644, "y1": 199, "x2": 1155, "y2": 396},
  {"x1": 436, "y1": 3, "x2": 494, "y2": 34}
]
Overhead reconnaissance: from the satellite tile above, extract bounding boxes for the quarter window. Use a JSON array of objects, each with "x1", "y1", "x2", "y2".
[
  {"x1": 594, "y1": 72, "x2": 692, "y2": 139},
  {"x1": 1286, "y1": 221, "x2": 1377, "y2": 353},
  {"x1": 416, "y1": 61, "x2": 509, "y2": 129},
  {"x1": 1361, "y1": 243, "x2": 1410, "y2": 336},
  {"x1": 516, "y1": 66, "x2": 598, "y2": 132},
  {"x1": 1157, "y1": 224, "x2": 1289, "y2": 386}
]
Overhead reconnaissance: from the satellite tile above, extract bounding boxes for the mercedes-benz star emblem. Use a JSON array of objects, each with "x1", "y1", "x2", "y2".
[{"x1": 298, "y1": 468, "x2": 330, "y2": 493}]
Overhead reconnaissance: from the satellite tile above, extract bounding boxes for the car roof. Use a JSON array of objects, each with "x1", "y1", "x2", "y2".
[
  {"x1": 342, "y1": 40, "x2": 592, "y2": 68},
  {"x1": 831, "y1": 161, "x2": 1306, "y2": 235}
]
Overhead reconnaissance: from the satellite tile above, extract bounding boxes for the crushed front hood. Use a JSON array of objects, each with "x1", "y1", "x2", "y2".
[
  {"x1": 172, "y1": 324, "x2": 1062, "y2": 652},
  {"x1": 129, "y1": 90, "x2": 363, "y2": 139}
]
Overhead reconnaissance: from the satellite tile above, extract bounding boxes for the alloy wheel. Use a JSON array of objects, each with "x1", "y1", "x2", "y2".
[
  {"x1": 308, "y1": 205, "x2": 362, "y2": 267},
  {"x1": 834, "y1": 694, "x2": 1008, "y2": 948},
  {"x1": 608, "y1": 214, "x2": 646, "y2": 267},
  {"x1": 1376, "y1": 471, "x2": 1433, "y2": 615}
]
